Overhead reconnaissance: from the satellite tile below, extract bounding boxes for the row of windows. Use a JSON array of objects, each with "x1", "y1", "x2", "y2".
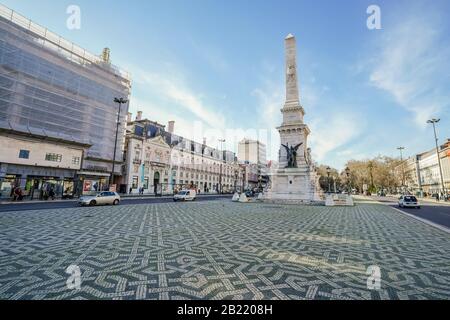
[{"x1": 18, "y1": 149, "x2": 80, "y2": 164}]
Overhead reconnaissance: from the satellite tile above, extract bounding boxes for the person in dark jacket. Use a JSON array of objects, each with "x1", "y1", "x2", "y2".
[{"x1": 48, "y1": 188, "x2": 55, "y2": 200}]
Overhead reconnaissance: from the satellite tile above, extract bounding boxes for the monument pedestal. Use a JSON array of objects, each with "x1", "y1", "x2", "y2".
[{"x1": 264, "y1": 165, "x2": 322, "y2": 204}]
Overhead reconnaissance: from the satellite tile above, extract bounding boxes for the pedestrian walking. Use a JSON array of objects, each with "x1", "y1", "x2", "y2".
[
  {"x1": 13, "y1": 187, "x2": 22, "y2": 201},
  {"x1": 129, "y1": 187, "x2": 132, "y2": 194},
  {"x1": 17, "y1": 188, "x2": 23, "y2": 201},
  {"x1": 48, "y1": 188, "x2": 55, "y2": 200},
  {"x1": 11, "y1": 186, "x2": 17, "y2": 201}
]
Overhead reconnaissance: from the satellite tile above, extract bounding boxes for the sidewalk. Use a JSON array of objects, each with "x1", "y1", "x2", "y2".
[
  {"x1": 0, "y1": 192, "x2": 229, "y2": 205},
  {"x1": 417, "y1": 197, "x2": 450, "y2": 206}
]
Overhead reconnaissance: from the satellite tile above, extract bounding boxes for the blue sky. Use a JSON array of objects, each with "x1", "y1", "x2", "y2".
[{"x1": 3, "y1": 0, "x2": 450, "y2": 169}]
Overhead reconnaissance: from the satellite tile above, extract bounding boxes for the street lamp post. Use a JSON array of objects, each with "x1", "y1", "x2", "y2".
[
  {"x1": 397, "y1": 146, "x2": 405, "y2": 193},
  {"x1": 427, "y1": 118, "x2": 445, "y2": 197},
  {"x1": 110, "y1": 97, "x2": 128, "y2": 188},
  {"x1": 326, "y1": 166, "x2": 331, "y2": 194},
  {"x1": 218, "y1": 139, "x2": 225, "y2": 194}
]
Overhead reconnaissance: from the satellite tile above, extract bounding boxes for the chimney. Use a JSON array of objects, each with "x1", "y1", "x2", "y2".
[
  {"x1": 136, "y1": 111, "x2": 142, "y2": 121},
  {"x1": 127, "y1": 112, "x2": 132, "y2": 123},
  {"x1": 168, "y1": 121, "x2": 175, "y2": 134},
  {"x1": 101, "y1": 48, "x2": 110, "y2": 63}
]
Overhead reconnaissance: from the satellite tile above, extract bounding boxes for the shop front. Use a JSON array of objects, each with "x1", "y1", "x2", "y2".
[
  {"x1": 0, "y1": 174, "x2": 21, "y2": 199},
  {"x1": 76, "y1": 171, "x2": 110, "y2": 196},
  {"x1": 25, "y1": 176, "x2": 75, "y2": 200},
  {"x1": 0, "y1": 163, "x2": 79, "y2": 200}
]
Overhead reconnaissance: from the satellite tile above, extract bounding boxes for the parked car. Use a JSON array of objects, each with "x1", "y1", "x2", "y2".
[
  {"x1": 398, "y1": 195, "x2": 420, "y2": 209},
  {"x1": 79, "y1": 191, "x2": 121, "y2": 206},
  {"x1": 173, "y1": 189, "x2": 197, "y2": 202}
]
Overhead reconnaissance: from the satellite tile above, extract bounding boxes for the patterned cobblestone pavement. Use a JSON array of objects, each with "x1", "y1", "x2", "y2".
[{"x1": 0, "y1": 200, "x2": 449, "y2": 300}]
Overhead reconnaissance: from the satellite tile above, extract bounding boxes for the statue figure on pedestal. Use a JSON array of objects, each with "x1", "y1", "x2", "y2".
[
  {"x1": 305, "y1": 147, "x2": 312, "y2": 166},
  {"x1": 281, "y1": 142, "x2": 303, "y2": 168}
]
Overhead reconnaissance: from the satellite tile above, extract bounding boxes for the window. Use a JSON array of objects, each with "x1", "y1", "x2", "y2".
[
  {"x1": 18, "y1": 150, "x2": 30, "y2": 159},
  {"x1": 134, "y1": 126, "x2": 144, "y2": 136},
  {"x1": 132, "y1": 176, "x2": 138, "y2": 189},
  {"x1": 45, "y1": 153, "x2": 62, "y2": 162},
  {"x1": 143, "y1": 177, "x2": 149, "y2": 189},
  {"x1": 72, "y1": 156, "x2": 80, "y2": 165}
]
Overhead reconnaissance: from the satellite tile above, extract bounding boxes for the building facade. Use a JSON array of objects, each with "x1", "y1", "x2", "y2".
[
  {"x1": 0, "y1": 130, "x2": 89, "y2": 199},
  {"x1": 397, "y1": 139, "x2": 450, "y2": 195},
  {"x1": 237, "y1": 139, "x2": 269, "y2": 190},
  {"x1": 0, "y1": 4, "x2": 131, "y2": 198},
  {"x1": 123, "y1": 115, "x2": 243, "y2": 195},
  {"x1": 238, "y1": 139, "x2": 267, "y2": 166}
]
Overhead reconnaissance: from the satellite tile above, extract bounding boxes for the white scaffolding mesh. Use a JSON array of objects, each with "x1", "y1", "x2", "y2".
[{"x1": 0, "y1": 4, "x2": 131, "y2": 167}]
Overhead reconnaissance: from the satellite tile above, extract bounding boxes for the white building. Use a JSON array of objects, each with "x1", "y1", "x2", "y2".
[
  {"x1": 397, "y1": 139, "x2": 450, "y2": 195},
  {"x1": 237, "y1": 139, "x2": 270, "y2": 191},
  {"x1": 0, "y1": 131, "x2": 89, "y2": 199},
  {"x1": 0, "y1": 4, "x2": 131, "y2": 199},
  {"x1": 122, "y1": 115, "x2": 243, "y2": 195},
  {"x1": 238, "y1": 139, "x2": 267, "y2": 166}
]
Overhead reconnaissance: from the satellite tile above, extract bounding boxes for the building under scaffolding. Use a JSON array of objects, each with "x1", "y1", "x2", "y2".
[{"x1": 0, "y1": 4, "x2": 131, "y2": 199}]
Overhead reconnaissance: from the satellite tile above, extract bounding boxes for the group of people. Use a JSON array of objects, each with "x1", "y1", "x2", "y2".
[
  {"x1": 129, "y1": 187, "x2": 146, "y2": 195},
  {"x1": 10, "y1": 186, "x2": 57, "y2": 201},
  {"x1": 431, "y1": 192, "x2": 449, "y2": 202}
]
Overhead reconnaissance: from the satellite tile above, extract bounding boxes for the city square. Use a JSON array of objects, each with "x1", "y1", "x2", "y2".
[
  {"x1": 0, "y1": 198, "x2": 449, "y2": 300},
  {"x1": 0, "y1": 0, "x2": 450, "y2": 305}
]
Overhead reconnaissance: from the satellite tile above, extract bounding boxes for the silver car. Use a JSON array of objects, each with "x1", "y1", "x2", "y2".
[{"x1": 78, "y1": 191, "x2": 121, "y2": 206}]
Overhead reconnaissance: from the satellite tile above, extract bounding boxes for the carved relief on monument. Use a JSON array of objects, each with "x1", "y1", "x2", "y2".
[{"x1": 287, "y1": 64, "x2": 296, "y2": 83}]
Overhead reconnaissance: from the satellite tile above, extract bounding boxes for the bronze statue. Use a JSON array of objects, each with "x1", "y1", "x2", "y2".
[{"x1": 281, "y1": 142, "x2": 303, "y2": 168}]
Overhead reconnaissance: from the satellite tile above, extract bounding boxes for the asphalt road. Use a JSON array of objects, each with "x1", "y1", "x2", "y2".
[
  {"x1": 0, "y1": 194, "x2": 232, "y2": 213},
  {"x1": 371, "y1": 196, "x2": 450, "y2": 229}
]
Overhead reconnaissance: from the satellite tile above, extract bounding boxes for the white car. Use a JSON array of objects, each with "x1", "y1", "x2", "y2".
[
  {"x1": 79, "y1": 191, "x2": 121, "y2": 206},
  {"x1": 173, "y1": 190, "x2": 197, "y2": 202},
  {"x1": 398, "y1": 195, "x2": 420, "y2": 209}
]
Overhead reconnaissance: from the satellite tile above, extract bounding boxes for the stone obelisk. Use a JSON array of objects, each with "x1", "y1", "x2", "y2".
[{"x1": 263, "y1": 34, "x2": 323, "y2": 204}]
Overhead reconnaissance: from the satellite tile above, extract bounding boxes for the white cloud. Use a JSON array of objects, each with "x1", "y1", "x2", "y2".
[
  {"x1": 131, "y1": 67, "x2": 226, "y2": 130},
  {"x1": 251, "y1": 77, "x2": 283, "y2": 160},
  {"x1": 369, "y1": 11, "x2": 450, "y2": 126},
  {"x1": 309, "y1": 114, "x2": 363, "y2": 164}
]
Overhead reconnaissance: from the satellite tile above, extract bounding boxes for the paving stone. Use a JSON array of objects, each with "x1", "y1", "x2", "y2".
[{"x1": 0, "y1": 200, "x2": 449, "y2": 300}]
